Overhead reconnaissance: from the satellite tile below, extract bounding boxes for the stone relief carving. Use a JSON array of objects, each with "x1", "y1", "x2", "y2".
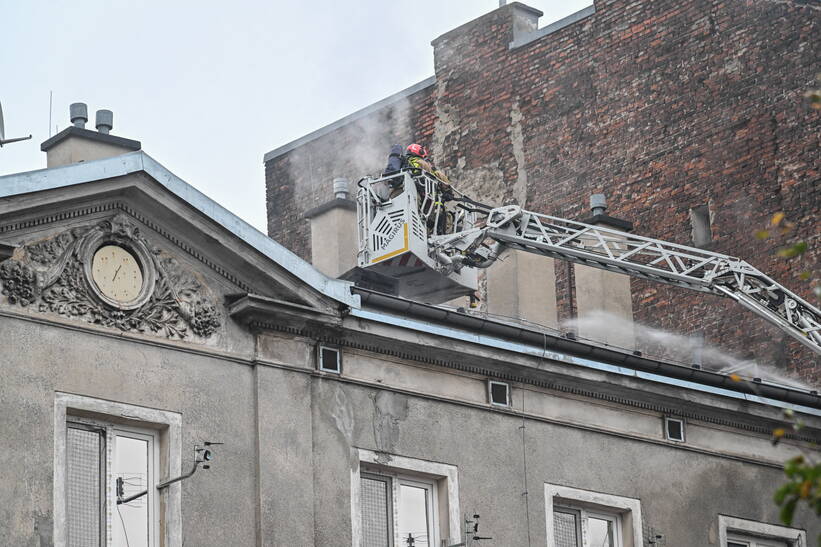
[{"x1": 0, "y1": 214, "x2": 221, "y2": 339}]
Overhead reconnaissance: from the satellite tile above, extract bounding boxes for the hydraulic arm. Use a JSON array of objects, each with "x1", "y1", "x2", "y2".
[
  {"x1": 356, "y1": 171, "x2": 821, "y2": 355},
  {"x1": 431, "y1": 202, "x2": 821, "y2": 356}
]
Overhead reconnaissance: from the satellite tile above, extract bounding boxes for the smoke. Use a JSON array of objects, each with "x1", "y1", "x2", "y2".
[
  {"x1": 565, "y1": 310, "x2": 812, "y2": 391},
  {"x1": 285, "y1": 94, "x2": 417, "y2": 211}
]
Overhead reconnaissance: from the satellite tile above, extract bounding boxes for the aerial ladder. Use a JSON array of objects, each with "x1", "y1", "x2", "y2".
[{"x1": 355, "y1": 170, "x2": 821, "y2": 356}]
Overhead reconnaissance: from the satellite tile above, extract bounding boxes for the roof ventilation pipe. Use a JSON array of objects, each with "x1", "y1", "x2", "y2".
[
  {"x1": 590, "y1": 193, "x2": 607, "y2": 216},
  {"x1": 95, "y1": 110, "x2": 113, "y2": 134},
  {"x1": 333, "y1": 177, "x2": 350, "y2": 200},
  {"x1": 69, "y1": 103, "x2": 88, "y2": 128}
]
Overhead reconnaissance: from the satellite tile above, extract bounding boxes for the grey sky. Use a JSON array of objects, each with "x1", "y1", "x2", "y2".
[{"x1": 2, "y1": 1, "x2": 591, "y2": 231}]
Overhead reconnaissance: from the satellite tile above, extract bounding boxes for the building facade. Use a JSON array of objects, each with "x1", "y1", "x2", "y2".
[
  {"x1": 1, "y1": 110, "x2": 819, "y2": 545},
  {"x1": 263, "y1": 0, "x2": 820, "y2": 380}
]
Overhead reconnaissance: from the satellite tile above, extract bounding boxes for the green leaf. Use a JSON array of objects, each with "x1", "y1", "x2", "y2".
[
  {"x1": 777, "y1": 242, "x2": 809, "y2": 258},
  {"x1": 780, "y1": 497, "x2": 797, "y2": 525}
]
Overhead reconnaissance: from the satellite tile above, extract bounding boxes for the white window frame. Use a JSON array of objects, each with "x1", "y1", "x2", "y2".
[
  {"x1": 545, "y1": 484, "x2": 643, "y2": 547},
  {"x1": 318, "y1": 344, "x2": 342, "y2": 374},
  {"x1": 488, "y1": 380, "x2": 511, "y2": 407},
  {"x1": 664, "y1": 417, "x2": 685, "y2": 442},
  {"x1": 719, "y1": 515, "x2": 806, "y2": 547},
  {"x1": 54, "y1": 392, "x2": 182, "y2": 547},
  {"x1": 352, "y1": 448, "x2": 460, "y2": 547}
]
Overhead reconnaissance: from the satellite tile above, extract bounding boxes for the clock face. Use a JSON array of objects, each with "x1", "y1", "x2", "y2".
[{"x1": 91, "y1": 245, "x2": 144, "y2": 304}]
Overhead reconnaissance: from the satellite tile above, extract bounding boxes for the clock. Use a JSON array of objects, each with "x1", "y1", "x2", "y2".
[{"x1": 90, "y1": 245, "x2": 144, "y2": 305}]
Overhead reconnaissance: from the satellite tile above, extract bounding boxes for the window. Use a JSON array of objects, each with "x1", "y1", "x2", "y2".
[
  {"x1": 55, "y1": 393, "x2": 182, "y2": 547},
  {"x1": 360, "y1": 472, "x2": 438, "y2": 546},
  {"x1": 353, "y1": 449, "x2": 460, "y2": 547},
  {"x1": 66, "y1": 420, "x2": 159, "y2": 546},
  {"x1": 664, "y1": 417, "x2": 685, "y2": 442},
  {"x1": 719, "y1": 515, "x2": 806, "y2": 547},
  {"x1": 690, "y1": 204, "x2": 713, "y2": 248},
  {"x1": 318, "y1": 344, "x2": 341, "y2": 373},
  {"x1": 488, "y1": 380, "x2": 511, "y2": 407},
  {"x1": 727, "y1": 536, "x2": 789, "y2": 547},
  {"x1": 545, "y1": 484, "x2": 643, "y2": 547},
  {"x1": 552, "y1": 505, "x2": 622, "y2": 547}
]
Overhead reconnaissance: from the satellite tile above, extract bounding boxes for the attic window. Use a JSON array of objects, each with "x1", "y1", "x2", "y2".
[
  {"x1": 488, "y1": 381, "x2": 511, "y2": 407},
  {"x1": 664, "y1": 417, "x2": 685, "y2": 442},
  {"x1": 690, "y1": 204, "x2": 712, "y2": 248},
  {"x1": 318, "y1": 345, "x2": 341, "y2": 374}
]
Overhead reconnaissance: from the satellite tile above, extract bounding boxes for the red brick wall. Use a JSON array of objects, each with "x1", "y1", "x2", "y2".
[
  {"x1": 265, "y1": 84, "x2": 435, "y2": 258},
  {"x1": 266, "y1": 0, "x2": 820, "y2": 378}
]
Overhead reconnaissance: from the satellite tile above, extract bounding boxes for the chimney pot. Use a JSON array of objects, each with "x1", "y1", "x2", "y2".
[
  {"x1": 590, "y1": 193, "x2": 607, "y2": 216},
  {"x1": 333, "y1": 177, "x2": 350, "y2": 200},
  {"x1": 70, "y1": 103, "x2": 88, "y2": 128},
  {"x1": 95, "y1": 109, "x2": 113, "y2": 134}
]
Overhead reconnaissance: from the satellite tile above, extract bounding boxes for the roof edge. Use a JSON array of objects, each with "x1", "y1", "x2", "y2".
[
  {"x1": 40, "y1": 126, "x2": 141, "y2": 152},
  {"x1": 0, "y1": 151, "x2": 360, "y2": 309},
  {"x1": 263, "y1": 76, "x2": 436, "y2": 163}
]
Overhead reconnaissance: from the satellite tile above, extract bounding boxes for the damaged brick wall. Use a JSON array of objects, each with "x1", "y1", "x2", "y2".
[
  {"x1": 265, "y1": 0, "x2": 820, "y2": 378},
  {"x1": 265, "y1": 83, "x2": 436, "y2": 258}
]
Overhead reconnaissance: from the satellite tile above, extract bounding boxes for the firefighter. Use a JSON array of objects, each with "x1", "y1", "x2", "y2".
[
  {"x1": 404, "y1": 144, "x2": 454, "y2": 235},
  {"x1": 404, "y1": 143, "x2": 449, "y2": 184}
]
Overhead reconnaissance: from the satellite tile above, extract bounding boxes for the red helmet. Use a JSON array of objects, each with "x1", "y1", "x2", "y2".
[{"x1": 406, "y1": 143, "x2": 428, "y2": 158}]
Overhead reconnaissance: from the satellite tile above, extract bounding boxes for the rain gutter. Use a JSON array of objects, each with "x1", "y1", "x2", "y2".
[{"x1": 350, "y1": 287, "x2": 821, "y2": 415}]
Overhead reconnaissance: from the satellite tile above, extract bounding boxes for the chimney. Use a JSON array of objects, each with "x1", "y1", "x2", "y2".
[
  {"x1": 95, "y1": 109, "x2": 113, "y2": 134},
  {"x1": 305, "y1": 177, "x2": 358, "y2": 278},
  {"x1": 70, "y1": 103, "x2": 88, "y2": 128},
  {"x1": 573, "y1": 194, "x2": 635, "y2": 349},
  {"x1": 486, "y1": 250, "x2": 559, "y2": 329},
  {"x1": 41, "y1": 103, "x2": 141, "y2": 167}
]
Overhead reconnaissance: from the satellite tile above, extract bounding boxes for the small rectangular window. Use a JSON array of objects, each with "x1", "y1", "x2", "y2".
[
  {"x1": 690, "y1": 204, "x2": 712, "y2": 247},
  {"x1": 488, "y1": 381, "x2": 510, "y2": 407},
  {"x1": 665, "y1": 417, "x2": 685, "y2": 442},
  {"x1": 318, "y1": 345, "x2": 341, "y2": 373}
]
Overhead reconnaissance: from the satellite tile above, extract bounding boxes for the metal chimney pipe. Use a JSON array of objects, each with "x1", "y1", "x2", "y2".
[
  {"x1": 95, "y1": 109, "x2": 113, "y2": 134},
  {"x1": 590, "y1": 193, "x2": 607, "y2": 216},
  {"x1": 70, "y1": 103, "x2": 88, "y2": 129},
  {"x1": 333, "y1": 177, "x2": 350, "y2": 200}
]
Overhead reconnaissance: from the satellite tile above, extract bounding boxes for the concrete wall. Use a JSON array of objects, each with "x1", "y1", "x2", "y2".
[
  {"x1": 2, "y1": 307, "x2": 819, "y2": 546},
  {"x1": 0, "y1": 314, "x2": 258, "y2": 546},
  {"x1": 46, "y1": 138, "x2": 135, "y2": 167}
]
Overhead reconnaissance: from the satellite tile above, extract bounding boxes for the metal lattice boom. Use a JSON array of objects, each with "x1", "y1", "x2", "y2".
[{"x1": 432, "y1": 204, "x2": 821, "y2": 356}]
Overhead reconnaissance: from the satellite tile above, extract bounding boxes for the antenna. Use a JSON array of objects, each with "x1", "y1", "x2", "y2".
[{"x1": 0, "y1": 100, "x2": 33, "y2": 148}]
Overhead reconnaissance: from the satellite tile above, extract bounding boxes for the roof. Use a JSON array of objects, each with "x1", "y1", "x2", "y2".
[
  {"x1": 0, "y1": 151, "x2": 360, "y2": 308},
  {"x1": 263, "y1": 77, "x2": 436, "y2": 163},
  {"x1": 41, "y1": 126, "x2": 142, "y2": 152}
]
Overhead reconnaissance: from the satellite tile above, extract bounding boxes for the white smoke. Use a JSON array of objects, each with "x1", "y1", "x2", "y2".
[{"x1": 565, "y1": 310, "x2": 812, "y2": 391}]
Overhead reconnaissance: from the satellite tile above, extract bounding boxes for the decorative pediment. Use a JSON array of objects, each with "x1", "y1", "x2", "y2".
[{"x1": 0, "y1": 213, "x2": 221, "y2": 339}]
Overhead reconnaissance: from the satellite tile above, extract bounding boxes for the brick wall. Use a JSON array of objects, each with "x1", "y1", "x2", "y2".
[
  {"x1": 266, "y1": 0, "x2": 820, "y2": 379},
  {"x1": 265, "y1": 83, "x2": 435, "y2": 258}
]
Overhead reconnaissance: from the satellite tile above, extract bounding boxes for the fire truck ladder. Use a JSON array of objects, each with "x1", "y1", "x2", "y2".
[{"x1": 430, "y1": 203, "x2": 821, "y2": 356}]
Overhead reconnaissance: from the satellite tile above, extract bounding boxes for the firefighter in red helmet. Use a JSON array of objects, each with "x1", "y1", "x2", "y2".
[{"x1": 404, "y1": 144, "x2": 450, "y2": 184}]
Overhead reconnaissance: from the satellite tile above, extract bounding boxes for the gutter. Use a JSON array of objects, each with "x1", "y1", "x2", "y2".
[{"x1": 351, "y1": 287, "x2": 821, "y2": 412}]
